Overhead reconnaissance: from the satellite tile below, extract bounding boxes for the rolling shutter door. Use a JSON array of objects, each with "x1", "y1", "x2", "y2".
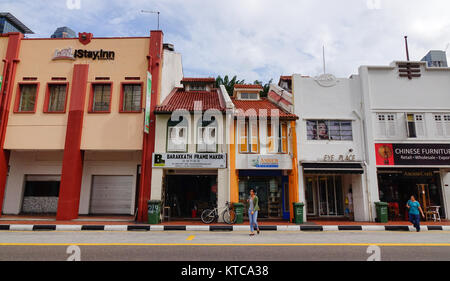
[{"x1": 90, "y1": 175, "x2": 133, "y2": 215}]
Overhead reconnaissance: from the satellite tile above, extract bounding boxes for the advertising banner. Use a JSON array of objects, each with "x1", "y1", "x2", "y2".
[
  {"x1": 375, "y1": 143, "x2": 450, "y2": 166},
  {"x1": 144, "y1": 71, "x2": 152, "y2": 134},
  {"x1": 152, "y1": 153, "x2": 227, "y2": 169}
]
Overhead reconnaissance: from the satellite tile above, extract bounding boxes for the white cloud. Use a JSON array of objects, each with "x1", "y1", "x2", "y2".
[{"x1": 3, "y1": 0, "x2": 450, "y2": 82}]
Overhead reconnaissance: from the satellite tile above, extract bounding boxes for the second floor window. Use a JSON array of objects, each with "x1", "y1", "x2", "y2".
[
  {"x1": 91, "y1": 84, "x2": 111, "y2": 112},
  {"x1": 268, "y1": 122, "x2": 288, "y2": 153},
  {"x1": 434, "y1": 114, "x2": 450, "y2": 137},
  {"x1": 406, "y1": 113, "x2": 425, "y2": 138},
  {"x1": 376, "y1": 114, "x2": 396, "y2": 137},
  {"x1": 122, "y1": 84, "x2": 142, "y2": 112},
  {"x1": 167, "y1": 117, "x2": 188, "y2": 152},
  {"x1": 17, "y1": 84, "x2": 38, "y2": 112},
  {"x1": 197, "y1": 118, "x2": 217, "y2": 153},
  {"x1": 46, "y1": 84, "x2": 67, "y2": 112},
  {"x1": 238, "y1": 119, "x2": 259, "y2": 153},
  {"x1": 307, "y1": 120, "x2": 353, "y2": 141}
]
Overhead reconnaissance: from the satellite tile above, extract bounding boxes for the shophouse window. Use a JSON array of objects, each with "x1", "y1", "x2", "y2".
[
  {"x1": 238, "y1": 119, "x2": 259, "y2": 153},
  {"x1": 46, "y1": 84, "x2": 67, "y2": 112},
  {"x1": 433, "y1": 114, "x2": 450, "y2": 137},
  {"x1": 197, "y1": 118, "x2": 217, "y2": 153},
  {"x1": 267, "y1": 122, "x2": 288, "y2": 153},
  {"x1": 376, "y1": 113, "x2": 396, "y2": 137},
  {"x1": 406, "y1": 113, "x2": 425, "y2": 138},
  {"x1": 16, "y1": 83, "x2": 38, "y2": 112},
  {"x1": 306, "y1": 120, "x2": 353, "y2": 141},
  {"x1": 91, "y1": 83, "x2": 111, "y2": 112},
  {"x1": 240, "y1": 93, "x2": 259, "y2": 100},
  {"x1": 167, "y1": 117, "x2": 188, "y2": 152},
  {"x1": 191, "y1": 85, "x2": 206, "y2": 91},
  {"x1": 121, "y1": 84, "x2": 142, "y2": 112}
]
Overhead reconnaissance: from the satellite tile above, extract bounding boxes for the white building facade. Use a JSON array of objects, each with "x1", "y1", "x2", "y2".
[
  {"x1": 360, "y1": 61, "x2": 450, "y2": 221},
  {"x1": 293, "y1": 74, "x2": 371, "y2": 222}
]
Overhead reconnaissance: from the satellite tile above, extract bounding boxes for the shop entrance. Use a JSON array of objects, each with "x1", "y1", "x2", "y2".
[
  {"x1": 21, "y1": 175, "x2": 60, "y2": 215},
  {"x1": 378, "y1": 169, "x2": 445, "y2": 219},
  {"x1": 238, "y1": 171, "x2": 289, "y2": 219},
  {"x1": 305, "y1": 175, "x2": 344, "y2": 217},
  {"x1": 164, "y1": 174, "x2": 217, "y2": 219}
]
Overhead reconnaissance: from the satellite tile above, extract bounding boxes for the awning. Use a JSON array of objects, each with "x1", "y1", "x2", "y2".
[{"x1": 302, "y1": 163, "x2": 364, "y2": 174}]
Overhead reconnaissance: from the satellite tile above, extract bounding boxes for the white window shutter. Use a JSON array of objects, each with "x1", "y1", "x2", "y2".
[
  {"x1": 415, "y1": 115, "x2": 425, "y2": 137},
  {"x1": 387, "y1": 114, "x2": 396, "y2": 137}
]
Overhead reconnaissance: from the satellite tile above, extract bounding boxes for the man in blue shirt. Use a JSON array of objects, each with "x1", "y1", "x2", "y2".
[{"x1": 406, "y1": 195, "x2": 425, "y2": 232}]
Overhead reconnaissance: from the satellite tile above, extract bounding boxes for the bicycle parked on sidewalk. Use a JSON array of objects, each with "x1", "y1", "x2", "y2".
[{"x1": 201, "y1": 201, "x2": 237, "y2": 224}]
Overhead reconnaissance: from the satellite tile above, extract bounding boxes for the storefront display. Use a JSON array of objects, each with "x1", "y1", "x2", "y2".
[{"x1": 378, "y1": 169, "x2": 445, "y2": 220}]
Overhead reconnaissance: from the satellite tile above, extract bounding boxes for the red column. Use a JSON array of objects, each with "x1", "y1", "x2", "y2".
[
  {"x1": 56, "y1": 64, "x2": 89, "y2": 220},
  {"x1": 0, "y1": 33, "x2": 23, "y2": 216},
  {"x1": 137, "y1": 31, "x2": 164, "y2": 222}
]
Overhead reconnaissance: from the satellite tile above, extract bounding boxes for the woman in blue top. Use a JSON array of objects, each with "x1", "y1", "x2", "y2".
[{"x1": 406, "y1": 195, "x2": 425, "y2": 232}]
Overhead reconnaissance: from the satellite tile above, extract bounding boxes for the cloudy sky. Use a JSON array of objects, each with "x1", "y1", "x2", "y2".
[{"x1": 2, "y1": 0, "x2": 450, "y2": 82}]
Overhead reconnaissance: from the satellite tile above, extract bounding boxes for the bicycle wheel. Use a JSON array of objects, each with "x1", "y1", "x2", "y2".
[
  {"x1": 201, "y1": 209, "x2": 216, "y2": 224},
  {"x1": 223, "y1": 208, "x2": 237, "y2": 224}
]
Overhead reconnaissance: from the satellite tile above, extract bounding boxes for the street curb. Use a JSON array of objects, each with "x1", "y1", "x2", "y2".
[{"x1": 0, "y1": 224, "x2": 448, "y2": 232}]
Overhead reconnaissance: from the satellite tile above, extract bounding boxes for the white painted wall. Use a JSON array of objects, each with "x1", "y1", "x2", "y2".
[
  {"x1": 2, "y1": 151, "x2": 63, "y2": 214},
  {"x1": 292, "y1": 74, "x2": 370, "y2": 221},
  {"x1": 160, "y1": 49, "x2": 183, "y2": 103}
]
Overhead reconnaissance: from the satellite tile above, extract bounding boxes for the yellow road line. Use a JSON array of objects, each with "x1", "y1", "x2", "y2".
[
  {"x1": 0, "y1": 243, "x2": 450, "y2": 247},
  {"x1": 186, "y1": 235, "x2": 195, "y2": 241}
]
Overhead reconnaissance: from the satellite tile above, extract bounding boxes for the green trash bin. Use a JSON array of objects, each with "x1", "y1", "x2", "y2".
[
  {"x1": 293, "y1": 202, "x2": 304, "y2": 224},
  {"x1": 375, "y1": 202, "x2": 388, "y2": 223},
  {"x1": 148, "y1": 200, "x2": 161, "y2": 224},
  {"x1": 233, "y1": 202, "x2": 245, "y2": 224}
]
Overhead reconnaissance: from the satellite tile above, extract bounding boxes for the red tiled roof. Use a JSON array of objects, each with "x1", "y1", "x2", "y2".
[
  {"x1": 279, "y1": 76, "x2": 292, "y2": 81},
  {"x1": 232, "y1": 97, "x2": 298, "y2": 120},
  {"x1": 155, "y1": 88, "x2": 225, "y2": 113},
  {"x1": 268, "y1": 91, "x2": 292, "y2": 106},
  {"x1": 234, "y1": 84, "x2": 263, "y2": 89},
  {"x1": 181, "y1": 77, "x2": 216, "y2": 83}
]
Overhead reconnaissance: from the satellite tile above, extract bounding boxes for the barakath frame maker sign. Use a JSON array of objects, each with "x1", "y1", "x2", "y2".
[
  {"x1": 152, "y1": 153, "x2": 227, "y2": 169},
  {"x1": 375, "y1": 143, "x2": 450, "y2": 166}
]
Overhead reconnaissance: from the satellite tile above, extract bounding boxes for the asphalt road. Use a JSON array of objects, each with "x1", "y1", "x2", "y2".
[{"x1": 0, "y1": 230, "x2": 449, "y2": 261}]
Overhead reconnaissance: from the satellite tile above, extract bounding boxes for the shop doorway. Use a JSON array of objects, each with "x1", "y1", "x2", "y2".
[
  {"x1": 21, "y1": 175, "x2": 60, "y2": 215},
  {"x1": 164, "y1": 174, "x2": 217, "y2": 219},
  {"x1": 238, "y1": 175, "x2": 287, "y2": 219},
  {"x1": 378, "y1": 169, "x2": 445, "y2": 219},
  {"x1": 305, "y1": 175, "x2": 344, "y2": 217}
]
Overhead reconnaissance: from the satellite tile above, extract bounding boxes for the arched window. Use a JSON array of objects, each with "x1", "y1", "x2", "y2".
[
  {"x1": 167, "y1": 116, "x2": 188, "y2": 152},
  {"x1": 197, "y1": 116, "x2": 217, "y2": 153}
]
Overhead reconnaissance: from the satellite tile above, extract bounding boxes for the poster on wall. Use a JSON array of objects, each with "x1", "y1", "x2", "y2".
[
  {"x1": 375, "y1": 143, "x2": 450, "y2": 166},
  {"x1": 152, "y1": 153, "x2": 227, "y2": 169},
  {"x1": 144, "y1": 71, "x2": 152, "y2": 134}
]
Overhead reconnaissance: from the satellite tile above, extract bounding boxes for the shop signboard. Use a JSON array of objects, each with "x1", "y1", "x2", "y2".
[
  {"x1": 246, "y1": 154, "x2": 292, "y2": 170},
  {"x1": 144, "y1": 71, "x2": 152, "y2": 134},
  {"x1": 152, "y1": 153, "x2": 227, "y2": 169},
  {"x1": 375, "y1": 143, "x2": 450, "y2": 166}
]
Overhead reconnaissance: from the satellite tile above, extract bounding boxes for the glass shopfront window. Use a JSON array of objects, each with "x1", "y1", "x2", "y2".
[
  {"x1": 305, "y1": 175, "x2": 345, "y2": 217},
  {"x1": 378, "y1": 169, "x2": 445, "y2": 220},
  {"x1": 238, "y1": 176, "x2": 283, "y2": 218}
]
